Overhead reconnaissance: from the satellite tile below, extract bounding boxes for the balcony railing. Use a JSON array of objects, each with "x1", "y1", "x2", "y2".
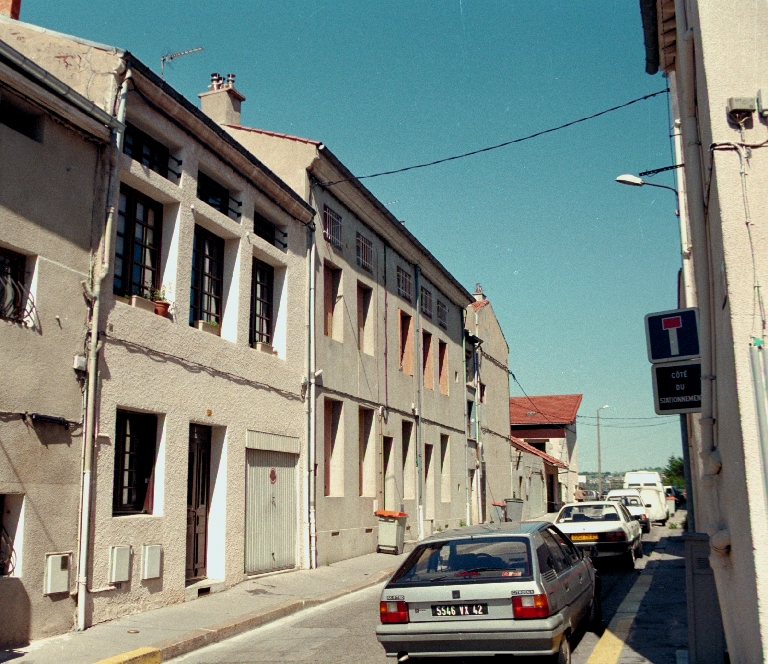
[{"x1": 0, "y1": 273, "x2": 40, "y2": 330}]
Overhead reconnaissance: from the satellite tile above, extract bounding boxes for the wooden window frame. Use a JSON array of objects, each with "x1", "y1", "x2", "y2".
[
  {"x1": 190, "y1": 225, "x2": 225, "y2": 326},
  {"x1": 123, "y1": 123, "x2": 170, "y2": 179},
  {"x1": 0, "y1": 246, "x2": 26, "y2": 322},
  {"x1": 324, "y1": 398, "x2": 343, "y2": 497},
  {"x1": 437, "y1": 300, "x2": 448, "y2": 329},
  {"x1": 253, "y1": 211, "x2": 287, "y2": 249},
  {"x1": 420, "y1": 286, "x2": 433, "y2": 318},
  {"x1": 113, "y1": 410, "x2": 158, "y2": 516},
  {"x1": 356, "y1": 232, "x2": 373, "y2": 272},
  {"x1": 114, "y1": 184, "x2": 163, "y2": 300},
  {"x1": 197, "y1": 171, "x2": 231, "y2": 216},
  {"x1": 323, "y1": 205, "x2": 343, "y2": 248},
  {"x1": 422, "y1": 330, "x2": 433, "y2": 390},
  {"x1": 324, "y1": 263, "x2": 342, "y2": 339},
  {"x1": 396, "y1": 266, "x2": 412, "y2": 302},
  {"x1": 357, "y1": 281, "x2": 372, "y2": 353},
  {"x1": 399, "y1": 310, "x2": 414, "y2": 375},
  {"x1": 438, "y1": 340, "x2": 449, "y2": 395},
  {"x1": 249, "y1": 258, "x2": 274, "y2": 345}
]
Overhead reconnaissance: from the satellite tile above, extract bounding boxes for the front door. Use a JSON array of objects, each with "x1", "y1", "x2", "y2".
[{"x1": 187, "y1": 424, "x2": 211, "y2": 581}]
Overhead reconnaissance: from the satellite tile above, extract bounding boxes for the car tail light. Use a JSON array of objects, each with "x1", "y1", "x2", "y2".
[
  {"x1": 604, "y1": 531, "x2": 627, "y2": 542},
  {"x1": 380, "y1": 601, "x2": 409, "y2": 624},
  {"x1": 512, "y1": 594, "x2": 550, "y2": 619}
]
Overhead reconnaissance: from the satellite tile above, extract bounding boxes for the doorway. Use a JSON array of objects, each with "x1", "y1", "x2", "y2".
[
  {"x1": 187, "y1": 424, "x2": 211, "y2": 581},
  {"x1": 424, "y1": 443, "x2": 435, "y2": 522}
]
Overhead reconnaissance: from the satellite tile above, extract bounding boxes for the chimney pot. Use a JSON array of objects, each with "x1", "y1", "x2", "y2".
[
  {"x1": 227, "y1": 73, "x2": 236, "y2": 87},
  {"x1": 199, "y1": 72, "x2": 245, "y2": 125}
]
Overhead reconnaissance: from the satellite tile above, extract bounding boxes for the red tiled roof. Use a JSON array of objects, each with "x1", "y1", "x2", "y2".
[
  {"x1": 224, "y1": 125, "x2": 322, "y2": 146},
  {"x1": 470, "y1": 299, "x2": 490, "y2": 311},
  {"x1": 510, "y1": 436, "x2": 568, "y2": 468},
  {"x1": 509, "y1": 394, "x2": 583, "y2": 425}
]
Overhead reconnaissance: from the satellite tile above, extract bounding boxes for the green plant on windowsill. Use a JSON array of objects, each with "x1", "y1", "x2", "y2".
[
  {"x1": 207, "y1": 319, "x2": 220, "y2": 328},
  {"x1": 459, "y1": 520, "x2": 467, "y2": 528},
  {"x1": 149, "y1": 286, "x2": 167, "y2": 303}
]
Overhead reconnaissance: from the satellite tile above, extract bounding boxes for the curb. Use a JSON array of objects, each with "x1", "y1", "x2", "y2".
[{"x1": 94, "y1": 567, "x2": 395, "y2": 663}]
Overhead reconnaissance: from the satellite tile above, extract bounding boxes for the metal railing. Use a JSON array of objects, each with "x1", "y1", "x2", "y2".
[{"x1": 0, "y1": 273, "x2": 40, "y2": 330}]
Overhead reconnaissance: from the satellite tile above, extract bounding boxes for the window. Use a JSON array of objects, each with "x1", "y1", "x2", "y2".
[
  {"x1": 253, "y1": 211, "x2": 287, "y2": 249},
  {"x1": 113, "y1": 410, "x2": 158, "y2": 515},
  {"x1": 123, "y1": 123, "x2": 171, "y2": 179},
  {"x1": 190, "y1": 225, "x2": 225, "y2": 325},
  {"x1": 420, "y1": 287, "x2": 432, "y2": 318},
  {"x1": 356, "y1": 232, "x2": 373, "y2": 272},
  {"x1": 396, "y1": 266, "x2": 412, "y2": 302},
  {"x1": 0, "y1": 494, "x2": 23, "y2": 577},
  {"x1": 323, "y1": 205, "x2": 343, "y2": 248},
  {"x1": 359, "y1": 408, "x2": 375, "y2": 497},
  {"x1": 114, "y1": 185, "x2": 163, "y2": 299},
  {"x1": 437, "y1": 300, "x2": 448, "y2": 329},
  {"x1": 0, "y1": 93, "x2": 43, "y2": 142},
  {"x1": 399, "y1": 310, "x2": 414, "y2": 375},
  {"x1": 540, "y1": 529, "x2": 572, "y2": 574},
  {"x1": 357, "y1": 282, "x2": 372, "y2": 353},
  {"x1": 480, "y1": 383, "x2": 487, "y2": 403},
  {"x1": 0, "y1": 247, "x2": 26, "y2": 322},
  {"x1": 440, "y1": 435, "x2": 450, "y2": 502},
  {"x1": 197, "y1": 171, "x2": 240, "y2": 218},
  {"x1": 324, "y1": 264, "x2": 342, "y2": 340},
  {"x1": 438, "y1": 340, "x2": 448, "y2": 395},
  {"x1": 324, "y1": 399, "x2": 344, "y2": 496},
  {"x1": 249, "y1": 259, "x2": 274, "y2": 345},
  {"x1": 422, "y1": 331, "x2": 433, "y2": 389},
  {"x1": 467, "y1": 400, "x2": 476, "y2": 438}
]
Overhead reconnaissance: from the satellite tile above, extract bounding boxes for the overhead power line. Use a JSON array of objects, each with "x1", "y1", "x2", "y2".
[{"x1": 322, "y1": 88, "x2": 669, "y2": 186}]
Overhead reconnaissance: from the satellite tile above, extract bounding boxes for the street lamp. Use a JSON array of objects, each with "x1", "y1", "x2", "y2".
[
  {"x1": 615, "y1": 174, "x2": 679, "y2": 211},
  {"x1": 597, "y1": 405, "x2": 609, "y2": 496}
]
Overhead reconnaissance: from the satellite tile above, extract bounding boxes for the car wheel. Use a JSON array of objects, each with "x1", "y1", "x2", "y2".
[
  {"x1": 660, "y1": 519, "x2": 667, "y2": 527},
  {"x1": 623, "y1": 550, "x2": 635, "y2": 570},
  {"x1": 643, "y1": 522, "x2": 651, "y2": 534},
  {"x1": 635, "y1": 539, "x2": 643, "y2": 559},
  {"x1": 551, "y1": 634, "x2": 571, "y2": 664}
]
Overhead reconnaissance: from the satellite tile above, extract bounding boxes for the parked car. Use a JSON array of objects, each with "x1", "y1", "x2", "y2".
[
  {"x1": 583, "y1": 490, "x2": 599, "y2": 501},
  {"x1": 554, "y1": 501, "x2": 643, "y2": 569},
  {"x1": 606, "y1": 489, "x2": 651, "y2": 533},
  {"x1": 623, "y1": 471, "x2": 668, "y2": 525},
  {"x1": 376, "y1": 521, "x2": 600, "y2": 662}
]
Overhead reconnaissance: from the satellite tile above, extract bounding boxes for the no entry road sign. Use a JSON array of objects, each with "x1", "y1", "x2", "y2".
[
  {"x1": 651, "y1": 361, "x2": 702, "y2": 415},
  {"x1": 645, "y1": 308, "x2": 700, "y2": 363}
]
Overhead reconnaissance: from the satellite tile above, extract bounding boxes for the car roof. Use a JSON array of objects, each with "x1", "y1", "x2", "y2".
[
  {"x1": 560, "y1": 501, "x2": 618, "y2": 508},
  {"x1": 420, "y1": 521, "x2": 549, "y2": 544}
]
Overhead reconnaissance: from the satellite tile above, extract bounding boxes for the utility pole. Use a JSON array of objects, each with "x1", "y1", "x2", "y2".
[{"x1": 597, "y1": 405, "x2": 609, "y2": 495}]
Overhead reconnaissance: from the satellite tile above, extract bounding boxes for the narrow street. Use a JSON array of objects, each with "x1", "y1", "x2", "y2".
[{"x1": 173, "y1": 520, "x2": 686, "y2": 664}]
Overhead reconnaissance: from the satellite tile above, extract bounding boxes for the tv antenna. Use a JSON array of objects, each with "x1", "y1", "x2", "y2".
[{"x1": 161, "y1": 46, "x2": 204, "y2": 80}]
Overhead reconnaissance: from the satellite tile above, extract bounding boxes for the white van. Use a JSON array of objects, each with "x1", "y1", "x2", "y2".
[{"x1": 623, "y1": 471, "x2": 668, "y2": 524}]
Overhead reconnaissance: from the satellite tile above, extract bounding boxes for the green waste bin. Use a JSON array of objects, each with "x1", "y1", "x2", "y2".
[
  {"x1": 504, "y1": 498, "x2": 524, "y2": 522},
  {"x1": 375, "y1": 510, "x2": 408, "y2": 555}
]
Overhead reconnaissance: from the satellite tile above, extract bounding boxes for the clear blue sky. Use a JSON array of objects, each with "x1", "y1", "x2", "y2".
[{"x1": 21, "y1": 1, "x2": 682, "y2": 472}]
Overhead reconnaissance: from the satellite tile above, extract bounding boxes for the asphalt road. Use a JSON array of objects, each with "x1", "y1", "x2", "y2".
[{"x1": 174, "y1": 524, "x2": 671, "y2": 664}]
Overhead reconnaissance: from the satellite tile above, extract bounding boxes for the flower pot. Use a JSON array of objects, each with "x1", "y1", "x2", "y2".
[
  {"x1": 154, "y1": 301, "x2": 171, "y2": 318},
  {"x1": 194, "y1": 320, "x2": 221, "y2": 336}
]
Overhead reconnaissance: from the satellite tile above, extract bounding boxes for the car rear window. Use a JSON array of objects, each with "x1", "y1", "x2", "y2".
[
  {"x1": 389, "y1": 537, "x2": 533, "y2": 586},
  {"x1": 557, "y1": 504, "x2": 620, "y2": 523}
]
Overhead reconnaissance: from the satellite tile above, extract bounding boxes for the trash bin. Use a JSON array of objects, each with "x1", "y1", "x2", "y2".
[
  {"x1": 504, "y1": 498, "x2": 524, "y2": 522},
  {"x1": 666, "y1": 495, "x2": 676, "y2": 516},
  {"x1": 375, "y1": 510, "x2": 408, "y2": 555},
  {"x1": 491, "y1": 502, "x2": 506, "y2": 523}
]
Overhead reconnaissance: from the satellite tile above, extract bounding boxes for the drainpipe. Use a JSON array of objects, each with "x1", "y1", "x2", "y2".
[
  {"x1": 462, "y1": 313, "x2": 471, "y2": 525},
  {"x1": 307, "y1": 223, "x2": 318, "y2": 569},
  {"x1": 474, "y1": 338, "x2": 483, "y2": 523},
  {"x1": 76, "y1": 67, "x2": 131, "y2": 632},
  {"x1": 414, "y1": 266, "x2": 424, "y2": 540},
  {"x1": 674, "y1": 0, "x2": 717, "y2": 514},
  {"x1": 302, "y1": 213, "x2": 314, "y2": 569}
]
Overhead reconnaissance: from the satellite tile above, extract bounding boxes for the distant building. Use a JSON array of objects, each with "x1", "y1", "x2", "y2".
[{"x1": 509, "y1": 394, "x2": 582, "y2": 511}]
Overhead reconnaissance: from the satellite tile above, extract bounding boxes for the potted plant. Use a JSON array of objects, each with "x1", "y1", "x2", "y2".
[
  {"x1": 150, "y1": 286, "x2": 171, "y2": 318},
  {"x1": 194, "y1": 318, "x2": 221, "y2": 336}
]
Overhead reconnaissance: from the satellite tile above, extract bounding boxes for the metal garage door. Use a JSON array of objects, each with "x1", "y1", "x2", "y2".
[{"x1": 245, "y1": 448, "x2": 297, "y2": 574}]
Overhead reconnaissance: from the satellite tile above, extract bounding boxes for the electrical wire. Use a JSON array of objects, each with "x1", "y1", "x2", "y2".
[
  {"x1": 577, "y1": 414, "x2": 670, "y2": 420},
  {"x1": 321, "y1": 89, "x2": 669, "y2": 186}
]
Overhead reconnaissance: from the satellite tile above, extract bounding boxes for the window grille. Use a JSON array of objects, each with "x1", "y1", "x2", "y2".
[
  {"x1": 123, "y1": 123, "x2": 172, "y2": 179},
  {"x1": 397, "y1": 266, "x2": 412, "y2": 302},
  {"x1": 253, "y1": 212, "x2": 287, "y2": 249},
  {"x1": 190, "y1": 225, "x2": 225, "y2": 325},
  {"x1": 113, "y1": 410, "x2": 158, "y2": 515},
  {"x1": 197, "y1": 171, "x2": 232, "y2": 217},
  {"x1": 356, "y1": 232, "x2": 373, "y2": 272},
  {"x1": 249, "y1": 259, "x2": 274, "y2": 345},
  {"x1": 323, "y1": 206, "x2": 343, "y2": 248},
  {"x1": 420, "y1": 286, "x2": 433, "y2": 318},
  {"x1": 437, "y1": 300, "x2": 448, "y2": 329},
  {"x1": 0, "y1": 247, "x2": 26, "y2": 322},
  {"x1": 114, "y1": 185, "x2": 163, "y2": 300}
]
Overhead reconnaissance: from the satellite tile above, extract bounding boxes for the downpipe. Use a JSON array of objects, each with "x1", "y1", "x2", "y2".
[
  {"x1": 76, "y1": 68, "x2": 130, "y2": 632},
  {"x1": 308, "y1": 235, "x2": 318, "y2": 569}
]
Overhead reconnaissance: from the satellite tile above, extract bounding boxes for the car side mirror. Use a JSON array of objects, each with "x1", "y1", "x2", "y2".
[
  {"x1": 645, "y1": 504, "x2": 652, "y2": 508},
  {"x1": 632, "y1": 515, "x2": 641, "y2": 521}
]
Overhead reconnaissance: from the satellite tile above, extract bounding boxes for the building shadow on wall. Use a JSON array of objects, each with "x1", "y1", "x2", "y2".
[{"x1": 0, "y1": 577, "x2": 31, "y2": 657}]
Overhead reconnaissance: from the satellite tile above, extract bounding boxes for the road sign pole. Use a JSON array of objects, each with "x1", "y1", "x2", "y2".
[{"x1": 597, "y1": 409, "x2": 602, "y2": 496}]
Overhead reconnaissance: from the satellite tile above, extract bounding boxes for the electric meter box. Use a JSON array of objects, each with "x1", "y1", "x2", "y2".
[
  {"x1": 43, "y1": 553, "x2": 70, "y2": 595},
  {"x1": 141, "y1": 545, "x2": 162, "y2": 580},
  {"x1": 109, "y1": 545, "x2": 132, "y2": 583}
]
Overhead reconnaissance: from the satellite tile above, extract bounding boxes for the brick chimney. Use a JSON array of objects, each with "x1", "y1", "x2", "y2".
[
  {"x1": 0, "y1": 0, "x2": 21, "y2": 19},
  {"x1": 198, "y1": 72, "x2": 245, "y2": 125}
]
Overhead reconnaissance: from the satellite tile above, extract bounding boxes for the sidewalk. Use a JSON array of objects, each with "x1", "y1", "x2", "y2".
[{"x1": 0, "y1": 552, "x2": 406, "y2": 664}]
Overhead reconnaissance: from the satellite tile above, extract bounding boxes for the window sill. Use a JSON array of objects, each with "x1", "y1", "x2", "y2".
[
  {"x1": 130, "y1": 294, "x2": 155, "y2": 313},
  {"x1": 252, "y1": 341, "x2": 277, "y2": 355},
  {"x1": 193, "y1": 320, "x2": 221, "y2": 336}
]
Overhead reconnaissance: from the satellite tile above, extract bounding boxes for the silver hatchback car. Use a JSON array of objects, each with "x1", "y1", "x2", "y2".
[{"x1": 376, "y1": 522, "x2": 600, "y2": 662}]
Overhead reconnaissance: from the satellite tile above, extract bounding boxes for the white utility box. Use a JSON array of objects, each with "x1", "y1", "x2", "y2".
[
  {"x1": 109, "y1": 545, "x2": 132, "y2": 583},
  {"x1": 141, "y1": 545, "x2": 162, "y2": 580},
  {"x1": 43, "y1": 553, "x2": 70, "y2": 595}
]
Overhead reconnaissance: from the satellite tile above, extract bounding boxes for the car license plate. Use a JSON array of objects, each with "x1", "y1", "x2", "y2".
[
  {"x1": 431, "y1": 604, "x2": 488, "y2": 617},
  {"x1": 571, "y1": 534, "x2": 599, "y2": 541}
]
